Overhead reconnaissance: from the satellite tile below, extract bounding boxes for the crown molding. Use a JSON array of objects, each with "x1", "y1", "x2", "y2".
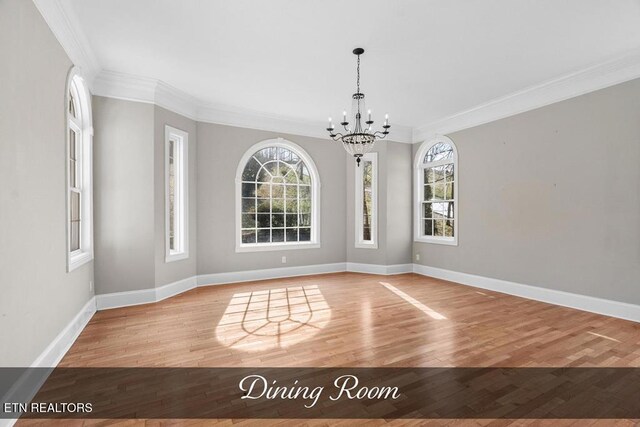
[
  {"x1": 32, "y1": 0, "x2": 101, "y2": 85},
  {"x1": 34, "y1": 0, "x2": 640, "y2": 145},
  {"x1": 93, "y1": 70, "x2": 415, "y2": 143},
  {"x1": 413, "y1": 48, "x2": 640, "y2": 143}
]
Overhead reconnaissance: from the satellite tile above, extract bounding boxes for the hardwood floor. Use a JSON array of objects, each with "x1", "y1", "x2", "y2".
[
  {"x1": 60, "y1": 272, "x2": 640, "y2": 369},
  {"x1": 20, "y1": 272, "x2": 640, "y2": 426}
]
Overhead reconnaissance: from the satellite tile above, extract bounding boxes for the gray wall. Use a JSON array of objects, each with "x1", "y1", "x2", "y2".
[
  {"x1": 94, "y1": 99, "x2": 199, "y2": 294},
  {"x1": 0, "y1": 0, "x2": 93, "y2": 366},
  {"x1": 386, "y1": 142, "x2": 413, "y2": 265},
  {"x1": 153, "y1": 107, "x2": 197, "y2": 286},
  {"x1": 93, "y1": 97, "x2": 155, "y2": 294},
  {"x1": 346, "y1": 141, "x2": 413, "y2": 265},
  {"x1": 197, "y1": 123, "x2": 347, "y2": 274},
  {"x1": 414, "y1": 78, "x2": 640, "y2": 305}
]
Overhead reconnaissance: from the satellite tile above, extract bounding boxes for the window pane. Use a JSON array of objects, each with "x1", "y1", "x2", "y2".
[
  {"x1": 257, "y1": 229, "x2": 270, "y2": 243},
  {"x1": 257, "y1": 199, "x2": 270, "y2": 213},
  {"x1": 257, "y1": 214, "x2": 270, "y2": 228},
  {"x1": 300, "y1": 164, "x2": 311, "y2": 184},
  {"x1": 299, "y1": 185, "x2": 310, "y2": 199},
  {"x1": 242, "y1": 158, "x2": 261, "y2": 181},
  {"x1": 424, "y1": 220, "x2": 433, "y2": 236},
  {"x1": 424, "y1": 185, "x2": 432, "y2": 201},
  {"x1": 241, "y1": 183, "x2": 256, "y2": 197},
  {"x1": 299, "y1": 214, "x2": 311, "y2": 227},
  {"x1": 285, "y1": 185, "x2": 297, "y2": 199},
  {"x1": 70, "y1": 191, "x2": 80, "y2": 221},
  {"x1": 446, "y1": 183, "x2": 454, "y2": 200},
  {"x1": 242, "y1": 198, "x2": 255, "y2": 213},
  {"x1": 433, "y1": 165, "x2": 445, "y2": 183},
  {"x1": 242, "y1": 230, "x2": 256, "y2": 244},
  {"x1": 425, "y1": 168, "x2": 435, "y2": 184},
  {"x1": 271, "y1": 214, "x2": 284, "y2": 228},
  {"x1": 68, "y1": 92, "x2": 76, "y2": 118},
  {"x1": 271, "y1": 198, "x2": 284, "y2": 213},
  {"x1": 299, "y1": 228, "x2": 311, "y2": 241},
  {"x1": 70, "y1": 220, "x2": 80, "y2": 251},
  {"x1": 299, "y1": 199, "x2": 311, "y2": 214},
  {"x1": 363, "y1": 226, "x2": 371, "y2": 241},
  {"x1": 433, "y1": 183, "x2": 445, "y2": 200},
  {"x1": 242, "y1": 214, "x2": 256, "y2": 228},
  {"x1": 286, "y1": 228, "x2": 298, "y2": 242},
  {"x1": 256, "y1": 183, "x2": 270, "y2": 198},
  {"x1": 272, "y1": 228, "x2": 285, "y2": 242},
  {"x1": 423, "y1": 202, "x2": 432, "y2": 219},
  {"x1": 445, "y1": 164, "x2": 454, "y2": 181},
  {"x1": 69, "y1": 159, "x2": 77, "y2": 188},
  {"x1": 424, "y1": 142, "x2": 453, "y2": 163},
  {"x1": 272, "y1": 184, "x2": 284, "y2": 198},
  {"x1": 285, "y1": 199, "x2": 298, "y2": 213},
  {"x1": 444, "y1": 220, "x2": 454, "y2": 237},
  {"x1": 434, "y1": 219, "x2": 445, "y2": 236},
  {"x1": 286, "y1": 214, "x2": 298, "y2": 227}
]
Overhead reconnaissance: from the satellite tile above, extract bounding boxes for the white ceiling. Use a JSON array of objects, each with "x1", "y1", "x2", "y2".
[{"x1": 63, "y1": 0, "x2": 640, "y2": 132}]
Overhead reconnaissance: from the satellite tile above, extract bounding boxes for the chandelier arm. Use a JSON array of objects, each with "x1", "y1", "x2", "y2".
[{"x1": 373, "y1": 131, "x2": 389, "y2": 139}]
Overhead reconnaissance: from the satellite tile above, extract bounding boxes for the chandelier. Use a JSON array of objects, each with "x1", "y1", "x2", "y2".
[{"x1": 326, "y1": 48, "x2": 390, "y2": 166}]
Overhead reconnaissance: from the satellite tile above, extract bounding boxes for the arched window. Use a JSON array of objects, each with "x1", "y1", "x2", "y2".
[
  {"x1": 66, "y1": 70, "x2": 94, "y2": 270},
  {"x1": 414, "y1": 136, "x2": 458, "y2": 245},
  {"x1": 236, "y1": 138, "x2": 320, "y2": 252}
]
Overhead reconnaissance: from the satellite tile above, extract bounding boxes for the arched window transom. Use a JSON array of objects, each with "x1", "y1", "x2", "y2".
[
  {"x1": 414, "y1": 136, "x2": 458, "y2": 245},
  {"x1": 236, "y1": 139, "x2": 320, "y2": 252}
]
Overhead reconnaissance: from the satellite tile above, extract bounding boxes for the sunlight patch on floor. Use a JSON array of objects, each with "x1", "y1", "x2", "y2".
[
  {"x1": 215, "y1": 285, "x2": 331, "y2": 352},
  {"x1": 380, "y1": 282, "x2": 447, "y2": 320}
]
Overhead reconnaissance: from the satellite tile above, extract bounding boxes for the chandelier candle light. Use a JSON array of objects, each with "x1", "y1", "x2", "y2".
[{"x1": 326, "y1": 48, "x2": 391, "y2": 166}]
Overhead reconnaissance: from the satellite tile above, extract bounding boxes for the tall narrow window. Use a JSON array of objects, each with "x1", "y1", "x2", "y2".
[
  {"x1": 414, "y1": 136, "x2": 458, "y2": 245},
  {"x1": 66, "y1": 71, "x2": 93, "y2": 271},
  {"x1": 165, "y1": 126, "x2": 189, "y2": 262},
  {"x1": 236, "y1": 138, "x2": 321, "y2": 252},
  {"x1": 355, "y1": 152, "x2": 377, "y2": 248}
]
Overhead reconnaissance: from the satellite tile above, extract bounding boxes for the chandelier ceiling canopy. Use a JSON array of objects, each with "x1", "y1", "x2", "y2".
[{"x1": 327, "y1": 48, "x2": 390, "y2": 166}]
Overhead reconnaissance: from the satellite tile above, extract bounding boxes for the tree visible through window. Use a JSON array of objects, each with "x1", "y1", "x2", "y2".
[
  {"x1": 355, "y1": 152, "x2": 377, "y2": 248},
  {"x1": 240, "y1": 146, "x2": 313, "y2": 244}
]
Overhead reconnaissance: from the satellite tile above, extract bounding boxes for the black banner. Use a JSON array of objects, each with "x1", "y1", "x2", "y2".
[{"x1": 1, "y1": 368, "x2": 639, "y2": 419}]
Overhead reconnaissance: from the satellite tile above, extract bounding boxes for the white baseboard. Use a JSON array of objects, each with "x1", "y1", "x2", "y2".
[
  {"x1": 0, "y1": 296, "x2": 97, "y2": 427},
  {"x1": 346, "y1": 262, "x2": 414, "y2": 275},
  {"x1": 197, "y1": 262, "x2": 347, "y2": 286},
  {"x1": 96, "y1": 276, "x2": 197, "y2": 310},
  {"x1": 413, "y1": 264, "x2": 640, "y2": 323},
  {"x1": 96, "y1": 262, "x2": 414, "y2": 310}
]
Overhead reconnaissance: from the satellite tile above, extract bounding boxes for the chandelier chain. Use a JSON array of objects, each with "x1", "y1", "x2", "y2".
[{"x1": 356, "y1": 53, "x2": 360, "y2": 94}]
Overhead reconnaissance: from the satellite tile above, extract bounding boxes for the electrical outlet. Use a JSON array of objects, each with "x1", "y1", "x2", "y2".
[
  {"x1": 415, "y1": 253, "x2": 420, "y2": 261},
  {"x1": 281, "y1": 256, "x2": 287, "y2": 264},
  {"x1": 89, "y1": 281, "x2": 93, "y2": 292}
]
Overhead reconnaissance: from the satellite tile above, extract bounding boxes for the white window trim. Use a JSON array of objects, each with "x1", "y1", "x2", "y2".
[
  {"x1": 355, "y1": 152, "x2": 378, "y2": 249},
  {"x1": 235, "y1": 138, "x2": 321, "y2": 253},
  {"x1": 414, "y1": 135, "x2": 459, "y2": 246},
  {"x1": 66, "y1": 69, "x2": 94, "y2": 272},
  {"x1": 165, "y1": 125, "x2": 189, "y2": 262}
]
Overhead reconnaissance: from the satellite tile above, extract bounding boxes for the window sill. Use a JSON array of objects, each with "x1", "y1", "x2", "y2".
[
  {"x1": 236, "y1": 242, "x2": 320, "y2": 253},
  {"x1": 68, "y1": 250, "x2": 93, "y2": 272},
  {"x1": 355, "y1": 242, "x2": 378, "y2": 249},
  {"x1": 414, "y1": 236, "x2": 458, "y2": 246},
  {"x1": 166, "y1": 251, "x2": 189, "y2": 263}
]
